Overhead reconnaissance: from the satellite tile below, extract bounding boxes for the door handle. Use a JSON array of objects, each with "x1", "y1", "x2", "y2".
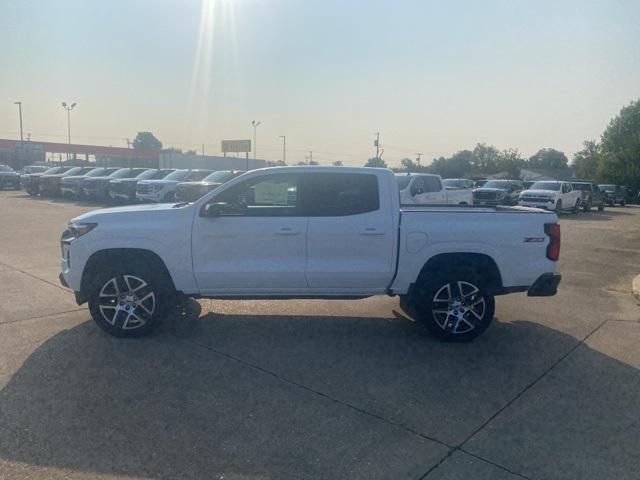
[
  {"x1": 275, "y1": 227, "x2": 300, "y2": 236},
  {"x1": 360, "y1": 228, "x2": 385, "y2": 236}
]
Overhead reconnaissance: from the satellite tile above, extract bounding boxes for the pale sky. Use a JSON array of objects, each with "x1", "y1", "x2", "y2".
[{"x1": 1, "y1": 0, "x2": 639, "y2": 166}]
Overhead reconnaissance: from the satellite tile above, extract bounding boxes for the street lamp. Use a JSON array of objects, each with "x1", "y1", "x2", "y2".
[
  {"x1": 279, "y1": 135, "x2": 286, "y2": 165},
  {"x1": 62, "y1": 102, "x2": 77, "y2": 161},
  {"x1": 14, "y1": 102, "x2": 23, "y2": 142},
  {"x1": 251, "y1": 120, "x2": 261, "y2": 160}
]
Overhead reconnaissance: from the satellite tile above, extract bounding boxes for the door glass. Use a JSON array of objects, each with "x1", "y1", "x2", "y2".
[
  {"x1": 301, "y1": 173, "x2": 379, "y2": 216},
  {"x1": 423, "y1": 176, "x2": 442, "y2": 192},
  {"x1": 213, "y1": 174, "x2": 298, "y2": 216},
  {"x1": 410, "y1": 177, "x2": 425, "y2": 196}
]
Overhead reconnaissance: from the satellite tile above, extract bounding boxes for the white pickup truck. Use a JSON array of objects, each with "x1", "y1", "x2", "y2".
[
  {"x1": 60, "y1": 166, "x2": 561, "y2": 342},
  {"x1": 518, "y1": 180, "x2": 581, "y2": 213},
  {"x1": 396, "y1": 173, "x2": 474, "y2": 205}
]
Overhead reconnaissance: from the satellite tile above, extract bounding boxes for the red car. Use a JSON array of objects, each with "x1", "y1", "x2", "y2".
[{"x1": 38, "y1": 166, "x2": 93, "y2": 196}]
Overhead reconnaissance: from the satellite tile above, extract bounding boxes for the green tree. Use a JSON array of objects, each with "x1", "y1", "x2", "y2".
[
  {"x1": 133, "y1": 132, "x2": 162, "y2": 150},
  {"x1": 332, "y1": 160, "x2": 343, "y2": 166},
  {"x1": 572, "y1": 140, "x2": 600, "y2": 180},
  {"x1": 527, "y1": 148, "x2": 568, "y2": 169},
  {"x1": 430, "y1": 150, "x2": 473, "y2": 178},
  {"x1": 472, "y1": 143, "x2": 499, "y2": 173},
  {"x1": 496, "y1": 148, "x2": 525, "y2": 179},
  {"x1": 162, "y1": 147, "x2": 182, "y2": 153},
  {"x1": 599, "y1": 99, "x2": 640, "y2": 191},
  {"x1": 364, "y1": 157, "x2": 387, "y2": 168}
]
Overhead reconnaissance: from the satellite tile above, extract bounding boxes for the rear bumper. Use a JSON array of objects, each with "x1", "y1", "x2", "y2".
[{"x1": 527, "y1": 272, "x2": 561, "y2": 296}]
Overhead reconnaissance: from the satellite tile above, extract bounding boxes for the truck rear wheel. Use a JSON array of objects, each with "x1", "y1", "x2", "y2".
[
  {"x1": 87, "y1": 261, "x2": 176, "y2": 338},
  {"x1": 402, "y1": 270, "x2": 495, "y2": 342}
]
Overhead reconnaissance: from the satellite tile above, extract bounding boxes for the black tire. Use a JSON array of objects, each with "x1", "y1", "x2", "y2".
[
  {"x1": 597, "y1": 204, "x2": 604, "y2": 211},
  {"x1": 162, "y1": 191, "x2": 175, "y2": 202},
  {"x1": 621, "y1": 199, "x2": 626, "y2": 206},
  {"x1": 583, "y1": 200, "x2": 592, "y2": 212},
  {"x1": 555, "y1": 199, "x2": 562, "y2": 213},
  {"x1": 401, "y1": 269, "x2": 495, "y2": 342},
  {"x1": 87, "y1": 259, "x2": 176, "y2": 338},
  {"x1": 572, "y1": 200, "x2": 580, "y2": 214}
]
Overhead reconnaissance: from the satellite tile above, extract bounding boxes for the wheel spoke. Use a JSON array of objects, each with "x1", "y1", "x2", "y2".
[
  {"x1": 433, "y1": 283, "x2": 452, "y2": 303},
  {"x1": 124, "y1": 275, "x2": 148, "y2": 293},
  {"x1": 99, "y1": 277, "x2": 120, "y2": 297},
  {"x1": 458, "y1": 281, "x2": 479, "y2": 299},
  {"x1": 123, "y1": 309, "x2": 146, "y2": 330}
]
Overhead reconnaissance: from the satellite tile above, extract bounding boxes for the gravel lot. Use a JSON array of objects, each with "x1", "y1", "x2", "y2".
[{"x1": 1, "y1": 190, "x2": 639, "y2": 479}]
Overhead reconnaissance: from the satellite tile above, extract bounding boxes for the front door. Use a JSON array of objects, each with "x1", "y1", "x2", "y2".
[
  {"x1": 412, "y1": 176, "x2": 446, "y2": 204},
  {"x1": 192, "y1": 173, "x2": 309, "y2": 294}
]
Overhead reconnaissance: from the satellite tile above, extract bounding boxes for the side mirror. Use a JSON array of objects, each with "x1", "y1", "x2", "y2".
[
  {"x1": 411, "y1": 188, "x2": 424, "y2": 196},
  {"x1": 201, "y1": 202, "x2": 229, "y2": 217}
]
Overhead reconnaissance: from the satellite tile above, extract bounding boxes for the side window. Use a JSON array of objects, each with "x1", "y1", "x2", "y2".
[
  {"x1": 211, "y1": 174, "x2": 298, "y2": 216},
  {"x1": 301, "y1": 173, "x2": 380, "y2": 216},
  {"x1": 423, "y1": 176, "x2": 442, "y2": 192},
  {"x1": 410, "y1": 177, "x2": 425, "y2": 195}
]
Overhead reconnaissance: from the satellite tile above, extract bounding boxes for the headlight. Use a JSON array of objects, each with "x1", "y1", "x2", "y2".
[
  {"x1": 61, "y1": 222, "x2": 97, "y2": 244},
  {"x1": 153, "y1": 184, "x2": 164, "y2": 192}
]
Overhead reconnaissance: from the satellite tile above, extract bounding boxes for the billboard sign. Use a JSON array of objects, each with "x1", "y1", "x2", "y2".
[{"x1": 221, "y1": 139, "x2": 251, "y2": 153}]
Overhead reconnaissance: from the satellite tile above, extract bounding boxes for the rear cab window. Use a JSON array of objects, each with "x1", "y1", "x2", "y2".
[{"x1": 300, "y1": 172, "x2": 380, "y2": 216}]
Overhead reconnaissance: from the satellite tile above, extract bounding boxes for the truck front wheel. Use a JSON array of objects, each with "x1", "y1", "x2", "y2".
[
  {"x1": 87, "y1": 262, "x2": 176, "y2": 338},
  {"x1": 402, "y1": 271, "x2": 495, "y2": 342}
]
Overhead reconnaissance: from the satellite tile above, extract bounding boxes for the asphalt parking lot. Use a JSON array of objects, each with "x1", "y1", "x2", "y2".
[{"x1": 1, "y1": 190, "x2": 639, "y2": 480}]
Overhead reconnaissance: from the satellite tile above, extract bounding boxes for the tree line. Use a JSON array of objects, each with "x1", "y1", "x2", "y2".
[{"x1": 365, "y1": 99, "x2": 640, "y2": 191}]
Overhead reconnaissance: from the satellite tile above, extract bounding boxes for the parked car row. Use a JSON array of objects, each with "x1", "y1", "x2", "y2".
[{"x1": 16, "y1": 164, "x2": 244, "y2": 203}]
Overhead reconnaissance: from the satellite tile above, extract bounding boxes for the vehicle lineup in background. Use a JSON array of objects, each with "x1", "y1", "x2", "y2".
[
  {"x1": 0, "y1": 165, "x2": 21, "y2": 189},
  {"x1": 518, "y1": 181, "x2": 581, "y2": 213},
  {"x1": 396, "y1": 173, "x2": 474, "y2": 205},
  {"x1": 136, "y1": 169, "x2": 212, "y2": 203},
  {"x1": 599, "y1": 184, "x2": 627, "y2": 206},
  {"x1": 473, "y1": 180, "x2": 524, "y2": 206},
  {"x1": 60, "y1": 166, "x2": 562, "y2": 342},
  {"x1": 571, "y1": 181, "x2": 606, "y2": 212}
]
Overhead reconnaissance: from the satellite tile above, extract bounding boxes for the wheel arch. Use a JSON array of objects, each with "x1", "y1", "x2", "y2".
[
  {"x1": 79, "y1": 248, "x2": 176, "y2": 304},
  {"x1": 414, "y1": 252, "x2": 503, "y2": 294}
]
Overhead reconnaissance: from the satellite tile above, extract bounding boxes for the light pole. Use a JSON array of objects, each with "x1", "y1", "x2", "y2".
[
  {"x1": 62, "y1": 102, "x2": 77, "y2": 161},
  {"x1": 251, "y1": 120, "x2": 261, "y2": 160},
  {"x1": 14, "y1": 102, "x2": 24, "y2": 142},
  {"x1": 279, "y1": 135, "x2": 286, "y2": 165}
]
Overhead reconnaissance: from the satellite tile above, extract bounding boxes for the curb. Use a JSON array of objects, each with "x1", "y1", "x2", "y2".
[{"x1": 633, "y1": 275, "x2": 640, "y2": 303}]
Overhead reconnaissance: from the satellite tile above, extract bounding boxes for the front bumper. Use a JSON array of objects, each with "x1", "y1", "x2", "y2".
[
  {"x1": 527, "y1": 272, "x2": 561, "y2": 296},
  {"x1": 519, "y1": 200, "x2": 556, "y2": 210},
  {"x1": 110, "y1": 191, "x2": 133, "y2": 201},
  {"x1": 137, "y1": 192, "x2": 162, "y2": 202}
]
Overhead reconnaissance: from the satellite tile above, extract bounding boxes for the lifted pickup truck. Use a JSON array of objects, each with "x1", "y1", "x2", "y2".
[{"x1": 60, "y1": 167, "x2": 561, "y2": 342}]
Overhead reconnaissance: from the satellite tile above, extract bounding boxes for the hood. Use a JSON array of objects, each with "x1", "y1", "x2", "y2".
[
  {"x1": 62, "y1": 175, "x2": 87, "y2": 183},
  {"x1": 112, "y1": 178, "x2": 140, "y2": 184},
  {"x1": 84, "y1": 176, "x2": 112, "y2": 183},
  {"x1": 139, "y1": 179, "x2": 178, "y2": 186},
  {"x1": 72, "y1": 202, "x2": 191, "y2": 223},
  {"x1": 474, "y1": 187, "x2": 508, "y2": 193},
  {"x1": 521, "y1": 189, "x2": 557, "y2": 195},
  {"x1": 178, "y1": 181, "x2": 222, "y2": 188}
]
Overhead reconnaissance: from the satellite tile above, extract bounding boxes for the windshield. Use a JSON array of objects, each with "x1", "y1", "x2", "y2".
[
  {"x1": 134, "y1": 169, "x2": 160, "y2": 180},
  {"x1": 62, "y1": 167, "x2": 84, "y2": 176},
  {"x1": 395, "y1": 176, "x2": 412, "y2": 189},
  {"x1": 531, "y1": 181, "x2": 561, "y2": 191},
  {"x1": 42, "y1": 166, "x2": 63, "y2": 175},
  {"x1": 85, "y1": 168, "x2": 107, "y2": 177},
  {"x1": 204, "y1": 171, "x2": 237, "y2": 183},
  {"x1": 599, "y1": 184, "x2": 616, "y2": 191},
  {"x1": 0, "y1": 165, "x2": 13, "y2": 172},
  {"x1": 571, "y1": 183, "x2": 591, "y2": 191},
  {"x1": 442, "y1": 179, "x2": 464, "y2": 188},
  {"x1": 482, "y1": 180, "x2": 509, "y2": 189},
  {"x1": 109, "y1": 168, "x2": 137, "y2": 179},
  {"x1": 163, "y1": 170, "x2": 190, "y2": 181}
]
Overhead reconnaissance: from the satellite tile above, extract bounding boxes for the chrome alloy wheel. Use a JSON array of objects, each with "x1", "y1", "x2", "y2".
[
  {"x1": 431, "y1": 281, "x2": 486, "y2": 334},
  {"x1": 98, "y1": 275, "x2": 156, "y2": 330}
]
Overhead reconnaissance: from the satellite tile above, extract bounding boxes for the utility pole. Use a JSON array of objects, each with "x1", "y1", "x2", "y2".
[
  {"x1": 202, "y1": 144, "x2": 205, "y2": 156},
  {"x1": 416, "y1": 153, "x2": 423, "y2": 166},
  {"x1": 62, "y1": 102, "x2": 77, "y2": 160},
  {"x1": 374, "y1": 132, "x2": 380, "y2": 159},
  {"x1": 14, "y1": 102, "x2": 23, "y2": 142},
  {"x1": 251, "y1": 120, "x2": 261, "y2": 159},
  {"x1": 279, "y1": 135, "x2": 286, "y2": 165},
  {"x1": 308, "y1": 150, "x2": 313, "y2": 165}
]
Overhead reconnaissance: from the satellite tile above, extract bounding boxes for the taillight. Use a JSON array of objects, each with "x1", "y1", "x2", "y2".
[{"x1": 544, "y1": 223, "x2": 561, "y2": 261}]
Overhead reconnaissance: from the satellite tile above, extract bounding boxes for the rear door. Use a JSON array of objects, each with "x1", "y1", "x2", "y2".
[{"x1": 301, "y1": 172, "x2": 395, "y2": 291}]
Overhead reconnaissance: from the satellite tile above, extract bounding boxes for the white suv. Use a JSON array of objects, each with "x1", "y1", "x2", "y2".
[{"x1": 519, "y1": 181, "x2": 581, "y2": 213}]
